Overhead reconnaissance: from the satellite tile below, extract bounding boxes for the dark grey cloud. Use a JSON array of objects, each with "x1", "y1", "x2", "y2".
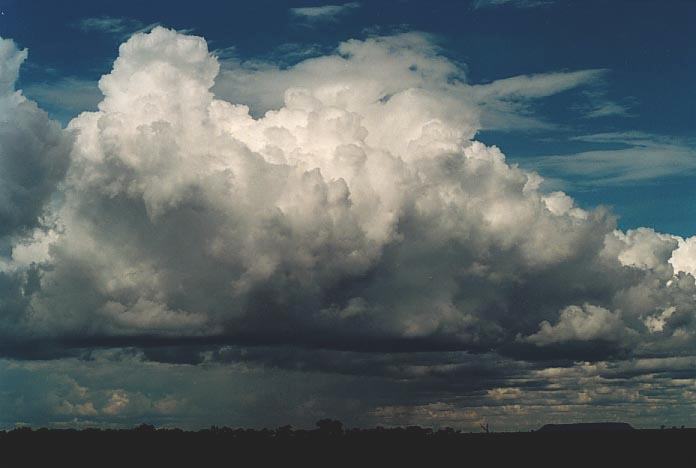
[{"x1": 0, "y1": 40, "x2": 70, "y2": 240}]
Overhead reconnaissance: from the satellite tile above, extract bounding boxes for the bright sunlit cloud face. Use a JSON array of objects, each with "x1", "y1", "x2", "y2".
[{"x1": 1, "y1": 0, "x2": 696, "y2": 431}]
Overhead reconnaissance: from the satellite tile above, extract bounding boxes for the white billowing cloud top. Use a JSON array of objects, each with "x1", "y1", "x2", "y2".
[{"x1": 1, "y1": 27, "x2": 696, "y2": 359}]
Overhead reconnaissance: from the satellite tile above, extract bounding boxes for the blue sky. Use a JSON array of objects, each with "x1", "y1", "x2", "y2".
[
  {"x1": 3, "y1": 0, "x2": 695, "y2": 236},
  {"x1": 2, "y1": 1, "x2": 696, "y2": 430}
]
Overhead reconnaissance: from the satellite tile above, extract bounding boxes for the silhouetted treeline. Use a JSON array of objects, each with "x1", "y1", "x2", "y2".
[{"x1": 2, "y1": 420, "x2": 695, "y2": 465}]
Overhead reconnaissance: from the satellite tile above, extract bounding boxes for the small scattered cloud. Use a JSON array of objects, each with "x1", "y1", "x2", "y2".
[
  {"x1": 473, "y1": 0, "x2": 556, "y2": 9},
  {"x1": 23, "y1": 78, "x2": 102, "y2": 114},
  {"x1": 270, "y1": 42, "x2": 332, "y2": 64},
  {"x1": 211, "y1": 46, "x2": 238, "y2": 62},
  {"x1": 74, "y1": 16, "x2": 159, "y2": 39},
  {"x1": 290, "y1": 2, "x2": 361, "y2": 23},
  {"x1": 76, "y1": 16, "x2": 138, "y2": 34},
  {"x1": 574, "y1": 90, "x2": 635, "y2": 119},
  {"x1": 584, "y1": 100, "x2": 631, "y2": 118},
  {"x1": 522, "y1": 304, "x2": 635, "y2": 346}
]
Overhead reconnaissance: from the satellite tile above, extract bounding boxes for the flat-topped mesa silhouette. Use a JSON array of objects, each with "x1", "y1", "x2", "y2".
[{"x1": 538, "y1": 422, "x2": 634, "y2": 432}]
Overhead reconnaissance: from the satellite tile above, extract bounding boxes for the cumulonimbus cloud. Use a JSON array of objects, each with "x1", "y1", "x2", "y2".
[{"x1": 1, "y1": 27, "x2": 695, "y2": 372}]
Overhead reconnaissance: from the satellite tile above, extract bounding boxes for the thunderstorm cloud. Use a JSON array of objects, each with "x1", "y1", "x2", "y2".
[{"x1": 1, "y1": 27, "x2": 696, "y2": 429}]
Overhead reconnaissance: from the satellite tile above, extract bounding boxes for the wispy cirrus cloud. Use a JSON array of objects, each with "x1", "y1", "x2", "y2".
[
  {"x1": 524, "y1": 132, "x2": 696, "y2": 186},
  {"x1": 573, "y1": 89, "x2": 635, "y2": 119},
  {"x1": 473, "y1": 0, "x2": 556, "y2": 9},
  {"x1": 74, "y1": 16, "x2": 159, "y2": 38},
  {"x1": 23, "y1": 77, "x2": 102, "y2": 114},
  {"x1": 470, "y1": 69, "x2": 606, "y2": 100},
  {"x1": 290, "y1": 2, "x2": 361, "y2": 23},
  {"x1": 470, "y1": 69, "x2": 607, "y2": 129},
  {"x1": 583, "y1": 100, "x2": 631, "y2": 118}
]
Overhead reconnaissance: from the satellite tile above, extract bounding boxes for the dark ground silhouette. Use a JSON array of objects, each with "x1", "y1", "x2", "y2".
[
  {"x1": 538, "y1": 422, "x2": 635, "y2": 432},
  {"x1": 1, "y1": 420, "x2": 694, "y2": 465}
]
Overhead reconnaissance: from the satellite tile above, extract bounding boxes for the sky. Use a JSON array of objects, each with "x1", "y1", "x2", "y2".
[{"x1": 0, "y1": 0, "x2": 695, "y2": 430}]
